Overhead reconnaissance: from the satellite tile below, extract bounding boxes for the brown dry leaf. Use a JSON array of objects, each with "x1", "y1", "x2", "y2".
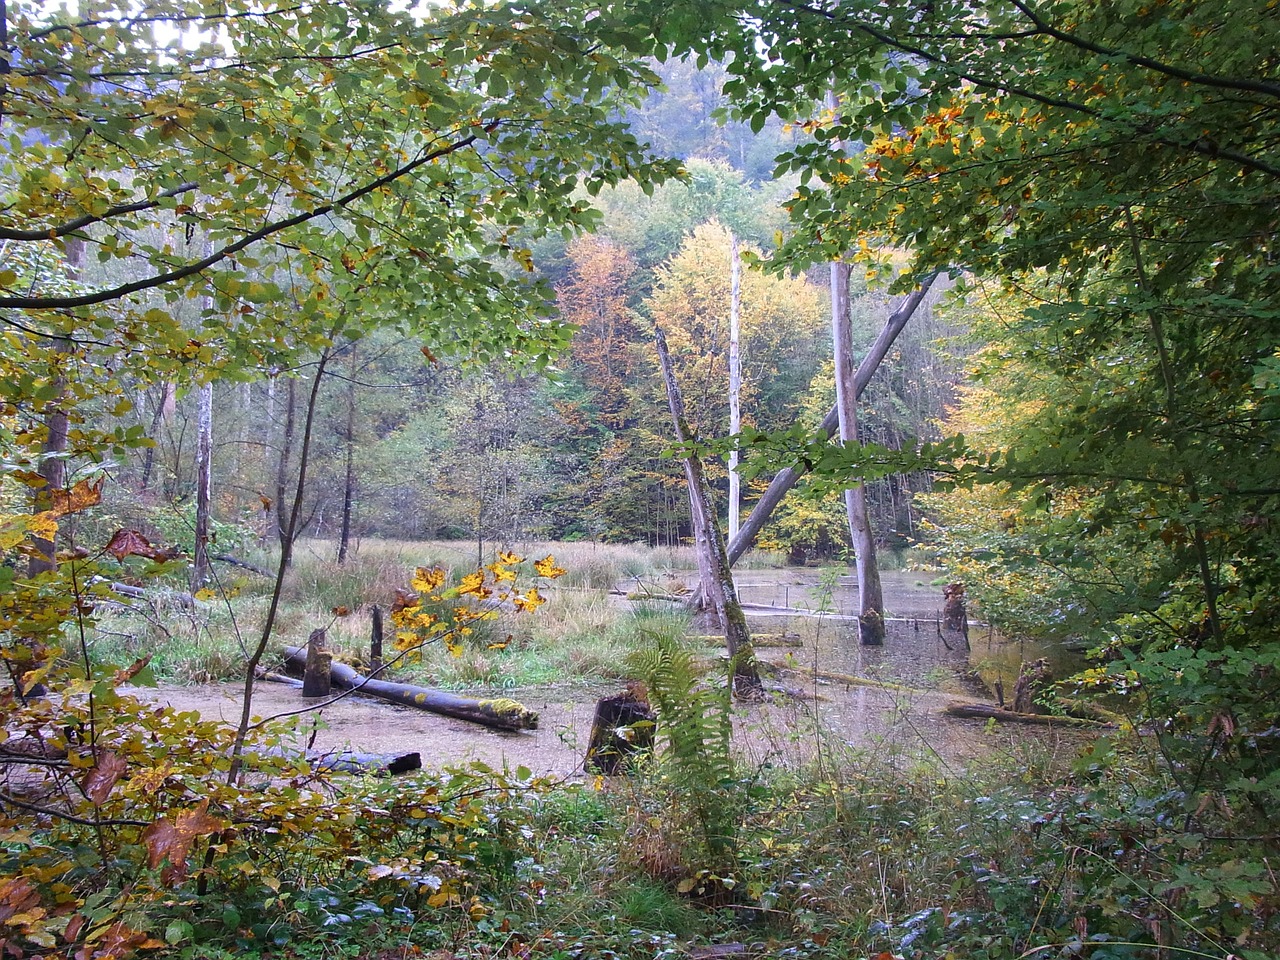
[
  {"x1": 104, "y1": 529, "x2": 179, "y2": 562},
  {"x1": 63, "y1": 912, "x2": 85, "y2": 943},
  {"x1": 82, "y1": 752, "x2": 128, "y2": 805},
  {"x1": 391, "y1": 588, "x2": 419, "y2": 614},
  {"x1": 105, "y1": 529, "x2": 156, "y2": 560},
  {"x1": 141, "y1": 799, "x2": 224, "y2": 879},
  {"x1": 50, "y1": 478, "x2": 104, "y2": 518},
  {"x1": 76, "y1": 921, "x2": 149, "y2": 960},
  {"x1": 0, "y1": 876, "x2": 39, "y2": 924}
]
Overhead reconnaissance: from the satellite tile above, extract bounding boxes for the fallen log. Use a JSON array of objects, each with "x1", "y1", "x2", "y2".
[
  {"x1": 943, "y1": 702, "x2": 1113, "y2": 728},
  {"x1": 693, "y1": 633, "x2": 803, "y2": 648},
  {"x1": 212, "y1": 553, "x2": 273, "y2": 577},
  {"x1": 281, "y1": 646, "x2": 538, "y2": 731}
]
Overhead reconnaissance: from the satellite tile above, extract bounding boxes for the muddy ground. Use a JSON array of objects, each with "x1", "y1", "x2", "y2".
[{"x1": 133, "y1": 571, "x2": 1093, "y2": 778}]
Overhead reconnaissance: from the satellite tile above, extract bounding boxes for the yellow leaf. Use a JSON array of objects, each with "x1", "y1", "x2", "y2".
[
  {"x1": 497, "y1": 550, "x2": 523, "y2": 565},
  {"x1": 513, "y1": 588, "x2": 545, "y2": 612},
  {"x1": 193, "y1": 588, "x2": 216, "y2": 601},
  {"x1": 533, "y1": 555, "x2": 567, "y2": 578},
  {"x1": 28, "y1": 512, "x2": 58, "y2": 542},
  {"x1": 410, "y1": 566, "x2": 446, "y2": 593},
  {"x1": 457, "y1": 571, "x2": 490, "y2": 598}
]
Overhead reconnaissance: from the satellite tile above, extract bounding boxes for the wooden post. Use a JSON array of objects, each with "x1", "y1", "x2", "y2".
[
  {"x1": 370, "y1": 605, "x2": 384, "y2": 677},
  {"x1": 301, "y1": 628, "x2": 332, "y2": 698}
]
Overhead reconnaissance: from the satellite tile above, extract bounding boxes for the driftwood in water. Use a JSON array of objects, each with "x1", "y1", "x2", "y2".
[
  {"x1": 585, "y1": 690, "x2": 656, "y2": 775},
  {"x1": 281, "y1": 646, "x2": 537, "y2": 731},
  {"x1": 301, "y1": 628, "x2": 332, "y2": 698},
  {"x1": 944, "y1": 702, "x2": 1113, "y2": 728}
]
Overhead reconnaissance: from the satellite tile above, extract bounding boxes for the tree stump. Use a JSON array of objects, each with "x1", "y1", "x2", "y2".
[
  {"x1": 1012, "y1": 657, "x2": 1052, "y2": 714},
  {"x1": 585, "y1": 689, "x2": 656, "y2": 775},
  {"x1": 942, "y1": 582, "x2": 970, "y2": 649},
  {"x1": 942, "y1": 582, "x2": 966, "y2": 631},
  {"x1": 370, "y1": 605, "x2": 384, "y2": 677},
  {"x1": 301, "y1": 628, "x2": 332, "y2": 698}
]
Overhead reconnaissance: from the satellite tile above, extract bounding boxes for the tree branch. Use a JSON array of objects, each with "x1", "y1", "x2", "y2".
[
  {"x1": 1007, "y1": 0, "x2": 1280, "y2": 101},
  {"x1": 0, "y1": 133, "x2": 481, "y2": 310},
  {"x1": 0, "y1": 182, "x2": 199, "y2": 243}
]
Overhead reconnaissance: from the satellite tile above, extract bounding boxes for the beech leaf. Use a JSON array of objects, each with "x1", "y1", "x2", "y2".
[{"x1": 82, "y1": 751, "x2": 128, "y2": 805}]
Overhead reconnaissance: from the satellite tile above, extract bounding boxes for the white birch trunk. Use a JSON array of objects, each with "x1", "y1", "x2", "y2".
[{"x1": 728, "y1": 232, "x2": 742, "y2": 540}]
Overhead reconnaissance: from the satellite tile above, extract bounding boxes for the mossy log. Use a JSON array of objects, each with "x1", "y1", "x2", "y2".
[
  {"x1": 693, "y1": 633, "x2": 803, "y2": 648},
  {"x1": 943, "y1": 702, "x2": 1113, "y2": 728},
  {"x1": 281, "y1": 646, "x2": 537, "y2": 731}
]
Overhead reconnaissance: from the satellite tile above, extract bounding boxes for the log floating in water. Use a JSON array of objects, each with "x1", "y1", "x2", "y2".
[
  {"x1": 281, "y1": 646, "x2": 538, "y2": 731},
  {"x1": 943, "y1": 702, "x2": 1113, "y2": 727}
]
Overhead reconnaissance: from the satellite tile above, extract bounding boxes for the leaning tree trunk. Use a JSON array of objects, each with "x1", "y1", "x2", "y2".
[
  {"x1": 654, "y1": 328, "x2": 762, "y2": 697},
  {"x1": 831, "y1": 259, "x2": 885, "y2": 645},
  {"x1": 725, "y1": 274, "x2": 938, "y2": 566}
]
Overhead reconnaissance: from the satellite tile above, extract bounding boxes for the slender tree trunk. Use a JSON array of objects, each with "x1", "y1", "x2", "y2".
[
  {"x1": 725, "y1": 274, "x2": 939, "y2": 567},
  {"x1": 192, "y1": 381, "x2": 213, "y2": 589},
  {"x1": 831, "y1": 261, "x2": 884, "y2": 644},
  {"x1": 727, "y1": 232, "x2": 742, "y2": 541},
  {"x1": 139, "y1": 381, "x2": 172, "y2": 494},
  {"x1": 655, "y1": 328, "x2": 761, "y2": 696},
  {"x1": 337, "y1": 346, "x2": 358, "y2": 564},
  {"x1": 275, "y1": 375, "x2": 297, "y2": 555},
  {"x1": 29, "y1": 240, "x2": 81, "y2": 577}
]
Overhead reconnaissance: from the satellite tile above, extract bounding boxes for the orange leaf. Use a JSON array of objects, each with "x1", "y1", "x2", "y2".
[
  {"x1": 332, "y1": 605, "x2": 351, "y2": 617},
  {"x1": 112, "y1": 656, "x2": 152, "y2": 685},
  {"x1": 51, "y1": 478, "x2": 104, "y2": 518},
  {"x1": 82, "y1": 751, "x2": 128, "y2": 805}
]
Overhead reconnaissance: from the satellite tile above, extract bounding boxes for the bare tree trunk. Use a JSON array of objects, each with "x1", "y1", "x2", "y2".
[
  {"x1": 726, "y1": 274, "x2": 938, "y2": 567},
  {"x1": 29, "y1": 240, "x2": 81, "y2": 578},
  {"x1": 832, "y1": 262, "x2": 884, "y2": 644},
  {"x1": 655, "y1": 328, "x2": 762, "y2": 697},
  {"x1": 337, "y1": 346, "x2": 358, "y2": 564},
  {"x1": 192, "y1": 381, "x2": 213, "y2": 589},
  {"x1": 727, "y1": 232, "x2": 742, "y2": 540},
  {"x1": 139, "y1": 381, "x2": 173, "y2": 494},
  {"x1": 275, "y1": 375, "x2": 297, "y2": 556}
]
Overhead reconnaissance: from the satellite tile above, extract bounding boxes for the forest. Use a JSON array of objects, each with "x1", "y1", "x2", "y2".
[{"x1": 1, "y1": 1, "x2": 1277, "y2": 959}]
